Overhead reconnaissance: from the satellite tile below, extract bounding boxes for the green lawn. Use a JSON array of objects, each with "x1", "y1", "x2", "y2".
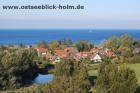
[{"x1": 88, "y1": 69, "x2": 98, "y2": 76}]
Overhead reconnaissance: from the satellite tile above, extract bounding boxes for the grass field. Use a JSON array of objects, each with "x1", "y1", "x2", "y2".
[
  {"x1": 88, "y1": 69, "x2": 98, "y2": 76},
  {"x1": 88, "y1": 63, "x2": 140, "y2": 84}
]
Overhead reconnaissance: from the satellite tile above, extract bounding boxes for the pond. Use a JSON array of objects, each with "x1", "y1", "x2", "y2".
[
  {"x1": 25, "y1": 65, "x2": 55, "y2": 84},
  {"x1": 25, "y1": 74, "x2": 54, "y2": 84},
  {"x1": 32, "y1": 74, "x2": 54, "y2": 84}
]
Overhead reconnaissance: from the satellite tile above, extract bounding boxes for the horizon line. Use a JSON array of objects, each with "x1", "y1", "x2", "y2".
[{"x1": 0, "y1": 28, "x2": 140, "y2": 30}]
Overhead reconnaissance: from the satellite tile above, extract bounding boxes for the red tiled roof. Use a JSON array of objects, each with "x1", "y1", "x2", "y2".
[
  {"x1": 76, "y1": 52, "x2": 90, "y2": 59},
  {"x1": 55, "y1": 50, "x2": 69, "y2": 58},
  {"x1": 64, "y1": 47, "x2": 78, "y2": 53},
  {"x1": 106, "y1": 50, "x2": 116, "y2": 58}
]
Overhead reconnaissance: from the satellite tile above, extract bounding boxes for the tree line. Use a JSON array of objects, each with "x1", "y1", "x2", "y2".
[{"x1": 0, "y1": 48, "x2": 38, "y2": 90}]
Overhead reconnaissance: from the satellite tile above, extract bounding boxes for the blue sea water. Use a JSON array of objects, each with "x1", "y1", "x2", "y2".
[{"x1": 0, "y1": 29, "x2": 140, "y2": 45}]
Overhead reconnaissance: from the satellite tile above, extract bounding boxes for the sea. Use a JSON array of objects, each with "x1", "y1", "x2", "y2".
[{"x1": 0, "y1": 29, "x2": 140, "y2": 45}]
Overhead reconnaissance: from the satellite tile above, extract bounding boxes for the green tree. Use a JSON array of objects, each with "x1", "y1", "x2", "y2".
[
  {"x1": 103, "y1": 35, "x2": 138, "y2": 63},
  {"x1": 58, "y1": 39, "x2": 73, "y2": 46},
  {"x1": 76, "y1": 41, "x2": 94, "y2": 52},
  {"x1": 119, "y1": 35, "x2": 134, "y2": 48},
  {"x1": 49, "y1": 41, "x2": 60, "y2": 50},
  {"x1": 95, "y1": 63, "x2": 137, "y2": 93},
  {"x1": 66, "y1": 39, "x2": 73, "y2": 46},
  {"x1": 118, "y1": 46, "x2": 133, "y2": 58},
  {"x1": 103, "y1": 36, "x2": 119, "y2": 52},
  {"x1": 126, "y1": 55, "x2": 140, "y2": 63},
  {"x1": 19, "y1": 43, "x2": 25, "y2": 48},
  {"x1": 0, "y1": 49, "x2": 38, "y2": 89},
  {"x1": 0, "y1": 45, "x2": 7, "y2": 51},
  {"x1": 49, "y1": 58, "x2": 90, "y2": 93}
]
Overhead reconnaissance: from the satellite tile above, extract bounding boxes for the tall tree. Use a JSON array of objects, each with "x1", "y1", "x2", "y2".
[
  {"x1": 103, "y1": 36, "x2": 119, "y2": 52},
  {"x1": 119, "y1": 35, "x2": 134, "y2": 48},
  {"x1": 0, "y1": 49, "x2": 38, "y2": 89},
  {"x1": 49, "y1": 58, "x2": 90, "y2": 93},
  {"x1": 49, "y1": 41, "x2": 60, "y2": 50},
  {"x1": 95, "y1": 63, "x2": 137, "y2": 93},
  {"x1": 76, "y1": 41, "x2": 94, "y2": 52}
]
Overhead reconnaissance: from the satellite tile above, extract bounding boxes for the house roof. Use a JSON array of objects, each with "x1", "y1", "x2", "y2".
[
  {"x1": 133, "y1": 48, "x2": 140, "y2": 54},
  {"x1": 55, "y1": 50, "x2": 69, "y2": 58},
  {"x1": 90, "y1": 54, "x2": 102, "y2": 60},
  {"x1": 64, "y1": 47, "x2": 78, "y2": 53},
  {"x1": 106, "y1": 49, "x2": 116, "y2": 58},
  {"x1": 76, "y1": 52, "x2": 90, "y2": 59}
]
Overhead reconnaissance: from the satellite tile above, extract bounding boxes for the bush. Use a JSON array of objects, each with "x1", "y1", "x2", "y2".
[
  {"x1": 0, "y1": 49, "x2": 38, "y2": 89},
  {"x1": 126, "y1": 55, "x2": 140, "y2": 64},
  {"x1": 95, "y1": 63, "x2": 137, "y2": 93}
]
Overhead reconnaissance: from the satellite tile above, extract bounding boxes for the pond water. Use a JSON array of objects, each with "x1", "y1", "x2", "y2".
[
  {"x1": 33, "y1": 74, "x2": 54, "y2": 84},
  {"x1": 25, "y1": 74, "x2": 54, "y2": 84}
]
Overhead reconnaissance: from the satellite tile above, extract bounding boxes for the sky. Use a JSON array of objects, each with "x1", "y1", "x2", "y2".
[{"x1": 0, "y1": 0, "x2": 140, "y2": 29}]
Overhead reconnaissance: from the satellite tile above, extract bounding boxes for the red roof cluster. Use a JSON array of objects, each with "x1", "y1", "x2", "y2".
[
  {"x1": 54, "y1": 50, "x2": 69, "y2": 58},
  {"x1": 64, "y1": 47, "x2": 78, "y2": 54},
  {"x1": 37, "y1": 47, "x2": 116, "y2": 63},
  {"x1": 106, "y1": 49, "x2": 116, "y2": 59}
]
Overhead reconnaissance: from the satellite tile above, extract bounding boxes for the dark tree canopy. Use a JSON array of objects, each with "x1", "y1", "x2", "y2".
[
  {"x1": 76, "y1": 41, "x2": 94, "y2": 52},
  {"x1": 43, "y1": 58, "x2": 90, "y2": 93},
  {"x1": 0, "y1": 49, "x2": 38, "y2": 89}
]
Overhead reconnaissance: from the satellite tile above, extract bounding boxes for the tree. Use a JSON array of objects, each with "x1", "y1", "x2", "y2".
[
  {"x1": 0, "y1": 45, "x2": 7, "y2": 51},
  {"x1": 118, "y1": 46, "x2": 133, "y2": 58},
  {"x1": 133, "y1": 40, "x2": 140, "y2": 48},
  {"x1": 95, "y1": 63, "x2": 137, "y2": 93},
  {"x1": 126, "y1": 55, "x2": 140, "y2": 63},
  {"x1": 103, "y1": 36, "x2": 119, "y2": 52},
  {"x1": 19, "y1": 43, "x2": 25, "y2": 48},
  {"x1": 27, "y1": 48, "x2": 38, "y2": 61},
  {"x1": 47, "y1": 58, "x2": 90, "y2": 93},
  {"x1": 0, "y1": 49, "x2": 38, "y2": 89},
  {"x1": 38, "y1": 41, "x2": 47, "y2": 48},
  {"x1": 82, "y1": 58, "x2": 93, "y2": 65},
  {"x1": 66, "y1": 39, "x2": 73, "y2": 46},
  {"x1": 58, "y1": 39, "x2": 73, "y2": 46},
  {"x1": 119, "y1": 35, "x2": 134, "y2": 48},
  {"x1": 49, "y1": 41, "x2": 60, "y2": 50},
  {"x1": 103, "y1": 35, "x2": 138, "y2": 63},
  {"x1": 76, "y1": 41, "x2": 94, "y2": 52}
]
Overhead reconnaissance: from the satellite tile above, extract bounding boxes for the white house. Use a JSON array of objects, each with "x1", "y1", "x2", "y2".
[
  {"x1": 37, "y1": 48, "x2": 49, "y2": 56},
  {"x1": 90, "y1": 54, "x2": 102, "y2": 62}
]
